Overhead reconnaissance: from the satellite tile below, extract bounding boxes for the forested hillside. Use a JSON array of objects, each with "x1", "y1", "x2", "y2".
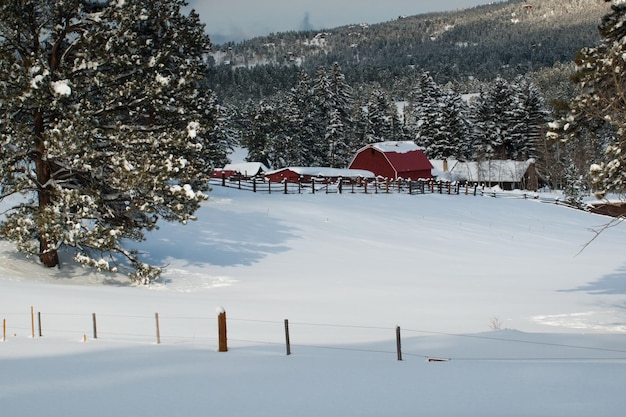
[
  {"x1": 187, "y1": 0, "x2": 626, "y2": 209},
  {"x1": 206, "y1": 0, "x2": 604, "y2": 104}
]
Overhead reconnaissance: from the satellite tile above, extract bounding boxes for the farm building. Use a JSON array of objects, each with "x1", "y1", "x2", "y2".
[
  {"x1": 348, "y1": 141, "x2": 434, "y2": 180},
  {"x1": 264, "y1": 167, "x2": 375, "y2": 183},
  {"x1": 442, "y1": 159, "x2": 540, "y2": 191},
  {"x1": 211, "y1": 162, "x2": 269, "y2": 179}
]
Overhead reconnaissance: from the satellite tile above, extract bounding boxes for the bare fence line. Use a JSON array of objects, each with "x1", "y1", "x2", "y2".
[{"x1": 3, "y1": 307, "x2": 626, "y2": 362}]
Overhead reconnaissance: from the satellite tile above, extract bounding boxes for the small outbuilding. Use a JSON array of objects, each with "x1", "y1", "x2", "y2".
[
  {"x1": 446, "y1": 159, "x2": 540, "y2": 191},
  {"x1": 264, "y1": 167, "x2": 375, "y2": 183},
  {"x1": 348, "y1": 141, "x2": 434, "y2": 180},
  {"x1": 211, "y1": 162, "x2": 269, "y2": 179}
]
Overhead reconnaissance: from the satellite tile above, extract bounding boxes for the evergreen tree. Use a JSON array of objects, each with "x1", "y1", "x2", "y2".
[
  {"x1": 471, "y1": 78, "x2": 517, "y2": 160},
  {"x1": 563, "y1": 159, "x2": 586, "y2": 209},
  {"x1": 553, "y1": 1, "x2": 626, "y2": 197},
  {"x1": 0, "y1": 0, "x2": 225, "y2": 282},
  {"x1": 359, "y1": 87, "x2": 403, "y2": 145},
  {"x1": 326, "y1": 63, "x2": 354, "y2": 167},
  {"x1": 409, "y1": 73, "x2": 470, "y2": 160}
]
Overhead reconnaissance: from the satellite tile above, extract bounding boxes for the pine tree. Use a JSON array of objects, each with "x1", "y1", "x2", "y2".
[
  {"x1": 0, "y1": 0, "x2": 225, "y2": 283},
  {"x1": 552, "y1": 1, "x2": 626, "y2": 197},
  {"x1": 563, "y1": 159, "x2": 586, "y2": 209},
  {"x1": 471, "y1": 78, "x2": 516, "y2": 160},
  {"x1": 409, "y1": 73, "x2": 470, "y2": 160}
]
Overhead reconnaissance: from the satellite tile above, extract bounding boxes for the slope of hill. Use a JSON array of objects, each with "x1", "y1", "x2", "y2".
[
  {"x1": 207, "y1": 0, "x2": 607, "y2": 102},
  {"x1": 2, "y1": 186, "x2": 626, "y2": 416}
]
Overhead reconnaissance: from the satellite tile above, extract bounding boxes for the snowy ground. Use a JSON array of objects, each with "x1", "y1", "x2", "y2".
[{"x1": 2, "y1": 185, "x2": 626, "y2": 416}]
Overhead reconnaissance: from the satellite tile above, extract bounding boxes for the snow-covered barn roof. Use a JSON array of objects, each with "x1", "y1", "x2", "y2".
[
  {"x1": 366, "y1": 141, "x2": 425, "y2": 154},
  {"x1": 222, "y1": 162, "x2": 269, "y2": 176},
  {"x1": 265, "y1": 167, "x2": 375, "y2": 179}
]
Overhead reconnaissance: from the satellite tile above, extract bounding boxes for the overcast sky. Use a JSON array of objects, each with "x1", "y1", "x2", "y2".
[{"x1": 185, "y1": 0, "x2": 501, "y2": 44}]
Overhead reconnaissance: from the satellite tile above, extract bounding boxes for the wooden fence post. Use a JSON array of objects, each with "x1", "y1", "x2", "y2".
[
  {"x1": 311, "y1": 178, "x2": 315, "y2": 194},
  {"x1": 37, "y1": 311, "x2": 42, "y2": 337},
  {"x1": 155, "y1": 312, "x2": 161, "y2": 344},
  {"x1": 396, "y1": 326, "x2": 402, "y2": 361},
  {"x1": 253, "y1": 177, "x2": 257, "y2": 193},
  {"x1": 217, "y1": 307, "x2": 228, "y2": 352},
  {"x1": 92, "y1": 313, "x2": 98, "y2": 339},
  {"x1": 284, "y1": 319, "x2": 291, "y2": 356},
  {"x1": 30, "y1": 306, "x2": 34, "y2": 339}
]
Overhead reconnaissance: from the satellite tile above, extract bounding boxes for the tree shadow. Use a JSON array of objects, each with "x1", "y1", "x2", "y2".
[
  {"x1": 559, "y1": 264, "x2": 626, "y2": 295},
  {"x1": 140, "y1": 208, "x2": 298, "y2": 268}
]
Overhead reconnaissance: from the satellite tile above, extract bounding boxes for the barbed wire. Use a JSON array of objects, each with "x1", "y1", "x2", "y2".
[{"x1": 3, "y1": 310, "x2": 625, "y2": 361}]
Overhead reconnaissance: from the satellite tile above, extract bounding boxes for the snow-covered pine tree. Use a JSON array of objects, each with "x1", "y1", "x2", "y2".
[
  {"x1": 242, "y1": 98, "x2": 284, "y2": 168},
  {"x1": 508, "y1": 76, "x2": 548, "y2": 161},
  {"x1": 553, "y1": 1, "x2": 626, "y2": 197},
  {"x1": 283, "y1": 70, "x2": 318, "y2": 167},
  {"x1": 471, "y1": 77, "x2": 517, "y2": 160},
  {"x1": 408, "y1": 71, "x2": 443, "y2": 150},
  {"x1": 0, "y1": 0, "x2": 226, "y2": 283},
  {"x1": 563, "y1": 159, "x2": 586, "y2": 209},
  {"x1": 326, "y1": 63, "x2": 354, "y2": 167},
  {"x1": 359, "y1": 88, "x2": 403, "y2": 145}
]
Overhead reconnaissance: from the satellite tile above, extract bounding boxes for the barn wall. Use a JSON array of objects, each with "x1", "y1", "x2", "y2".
[
  {"x1": 349, "y1": 150, "x2": 395, "y2": 179},
  {"x1": 265, "y1": 170, "x2": 300, "y2": 183}
]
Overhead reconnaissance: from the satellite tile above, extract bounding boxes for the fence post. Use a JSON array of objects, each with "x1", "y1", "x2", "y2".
[
  {"x1": 221, "y1": 172, "x2": 226, "y2": 187},
  {"x1": 30, "y1": 306, "x2": 35, "y2": 339},
  {"x1": 92, "y1": 313, "x2": 98, "y2": 339},
  {"x1": 311, "y1": 178, "x2": 315, "y2": 194},
  {"x1": 217, "y1": 307, "x2": 228, "y2": 352},
  {"x1": 253, "y1": 177, "x2": 257, "y2": 193},
  {"x1": 37, "y1": 311, "x2": 42, "y2": 337},
  {"x1": 155, "y1": 312, "x2": 161, "y2": 344},
  {"x1": 396, "y1": 326, "x2": 402, "y2": 361},
  {"x1": 284, "y1": 319, "x2": 291, "y2": 356}
]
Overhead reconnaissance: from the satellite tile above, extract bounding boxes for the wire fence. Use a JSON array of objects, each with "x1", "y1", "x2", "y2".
[{"x1": 3, "y1": 307, "x2": 626, "y2": 363}]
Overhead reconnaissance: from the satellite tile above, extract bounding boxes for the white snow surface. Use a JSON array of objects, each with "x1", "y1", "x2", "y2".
[{"x1": 2, "y1": 186, "x2": 626, "y2": 416}]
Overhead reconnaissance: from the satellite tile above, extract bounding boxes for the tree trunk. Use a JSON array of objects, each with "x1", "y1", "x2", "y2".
[{"x1": 34, "y1": 110, "x2": 59, "y2": 268}]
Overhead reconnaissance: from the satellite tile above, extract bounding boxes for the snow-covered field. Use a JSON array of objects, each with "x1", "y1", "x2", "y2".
[{"x1": 2, "y1": 185, "x2": 626, "y2": 416}]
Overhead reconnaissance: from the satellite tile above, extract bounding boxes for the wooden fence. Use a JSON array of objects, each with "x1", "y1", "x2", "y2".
[
  {"x1": 209, "y1": 176, "x2": 465, "y2": 195},
  {"x1": 209, "y1": 176, "x2": 576, "y2": 205}
]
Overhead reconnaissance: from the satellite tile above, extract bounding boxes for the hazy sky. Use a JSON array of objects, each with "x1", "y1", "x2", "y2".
[{"x1": 186, "y1": 0, "x2": 500, "y2": 44}]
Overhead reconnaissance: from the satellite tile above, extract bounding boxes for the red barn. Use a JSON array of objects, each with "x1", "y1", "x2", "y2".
[{"x1": 348, "y1": 141, "x2": 433, "y2": 180}]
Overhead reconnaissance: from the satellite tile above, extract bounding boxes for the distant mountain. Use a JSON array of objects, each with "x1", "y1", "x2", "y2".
[{"x1": 206, "y1": 0, "x2": 607, "y2": 104}]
